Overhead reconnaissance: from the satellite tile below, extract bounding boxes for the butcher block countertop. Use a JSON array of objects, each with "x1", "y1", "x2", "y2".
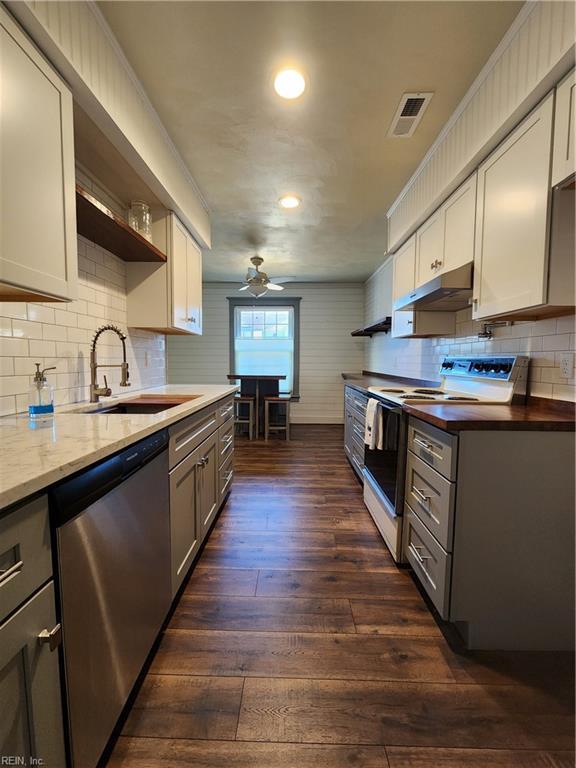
[{"x1": 342, "y1": 372, "x2": 575, "y2": 432}]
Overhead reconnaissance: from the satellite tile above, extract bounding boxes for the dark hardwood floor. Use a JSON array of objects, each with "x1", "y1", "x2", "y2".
[{"x1": 107, "y1": 425, "x2": 574, "y2": 768}]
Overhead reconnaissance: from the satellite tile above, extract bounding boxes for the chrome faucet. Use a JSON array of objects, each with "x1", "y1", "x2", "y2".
[{"x1": 90, "y1": 324, "x2": 131, "y2": 403}]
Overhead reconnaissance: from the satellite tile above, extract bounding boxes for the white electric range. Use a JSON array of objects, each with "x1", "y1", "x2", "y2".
[{"x1": 368, "y1": 355, "x2": 529, "y2": 406}]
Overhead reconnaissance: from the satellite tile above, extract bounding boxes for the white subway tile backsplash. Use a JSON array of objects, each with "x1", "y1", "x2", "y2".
[
  {"x1": 28, "y1": 340, "x2": 57, "y2": 358},
  {"x1": 1, "y1": 338, "x2": 29, "y2": 357},
  {"x1": 54, "y1": 309, "x2": 78, "y2": 327},
  {"x1": 542, "y1": 333, "x2": 572, "y2": 351},
  {"x1": 0, "y1": 358, "x2": 14, "y2": 376},
  {"x1": 0, "y1": 237, "x2": 166, "y2": 415},
  {"x1": 27, "y1": 305, "x2": 55, "y2": 324},
  {"x1": 0, "y1": 303, "x2": 27, "y2": 320},
  {"x1": 11, "y1": 320, "x2": 43, "y2": 339},
  {"x1": 42, "y1": 324, "x2": 68, "y2": 342}
]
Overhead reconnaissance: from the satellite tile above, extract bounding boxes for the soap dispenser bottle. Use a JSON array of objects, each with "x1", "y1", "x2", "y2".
[{"x1": 28, "y1": 363, "x2": 56, "y2": 419}]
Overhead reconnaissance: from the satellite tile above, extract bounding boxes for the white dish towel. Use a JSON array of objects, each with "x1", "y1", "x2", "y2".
[{"x1": 364, "y1": 398, "x2": 383, "y2": 450}]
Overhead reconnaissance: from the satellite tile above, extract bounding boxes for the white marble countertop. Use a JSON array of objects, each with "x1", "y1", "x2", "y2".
[{"x1": 0, "y1": 384, "x2": 238, "y2": 510}]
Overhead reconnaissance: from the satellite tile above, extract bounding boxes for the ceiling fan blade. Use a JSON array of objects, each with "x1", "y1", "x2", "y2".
[
  {"x1": 270, "y1": 276, "x2": 296, "y2": 284},
  {"x1": 266, "y1": 282, "x2": 284, "y2": 291},
  {"x1": 238, "y1": 284, "x2": 250, "y2": 291}
]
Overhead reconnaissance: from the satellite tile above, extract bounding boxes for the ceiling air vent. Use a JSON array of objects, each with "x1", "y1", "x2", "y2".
[{"x1": 388, "y1": 92, "x2": 434, "y2": 138}]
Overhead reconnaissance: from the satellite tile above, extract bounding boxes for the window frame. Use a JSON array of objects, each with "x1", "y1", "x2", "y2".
[{"x1": 228, "y1": 296, "x2": 301, "y2": 399}]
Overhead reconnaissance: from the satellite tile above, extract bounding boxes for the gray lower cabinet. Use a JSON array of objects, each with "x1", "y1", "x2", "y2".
[
  {"x1": 344, "y1": 385, "x2": 366, "y2": 480},
  {"x1": 169, "y1": 399, "x2": 233, "y2": 596},
  {"x1": 405, "y1": 416, "x2": 575, "y2": 651},
  {"x1": 0, "y1": 581, "x2": 65, "y2": 766},
  {"x1": 169, "y1": 442, "x2": 201, "y2": 597}
]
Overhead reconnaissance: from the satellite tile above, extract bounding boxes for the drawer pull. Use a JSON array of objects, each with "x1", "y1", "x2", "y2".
[
  {"x1": 409, "y1": 543, "x2": 430, "y2": 565},
  {"x1": 38, "y1": 623, "x2": 62, "y2": 652},
  {"x1": 0, "y1": 560, "x2": 23, "y2": 587},
  {"x1": 221, "y1": 404, "x2": 234, "y2": 417},
  {"x1": 413, "y1": 436, "x2": 442, "y2": 459},
  {"x1": 223, "y1": 470, "x2": 233, "y2": 484},
  {"x1": 222, "y1": 434, "x2": 233, "y2": 447},
  {"x1": 412, "y1": 486, "x2": 431, "y2": 505}
]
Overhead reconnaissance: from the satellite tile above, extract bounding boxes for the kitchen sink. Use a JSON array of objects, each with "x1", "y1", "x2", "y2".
[{"x1": 72, "y1": 395, "x2": 203, "y2": 415}]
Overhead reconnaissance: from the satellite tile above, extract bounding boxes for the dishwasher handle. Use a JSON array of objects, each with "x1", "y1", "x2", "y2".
[{"x1": 50, "y1": 429, "x2": 168, "y2": 526}]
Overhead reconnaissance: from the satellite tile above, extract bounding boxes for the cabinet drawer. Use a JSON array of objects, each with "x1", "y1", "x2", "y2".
[
  {"x1": 346, "y1": 388, "x2": 368, "y2": 416},
  {"x1": 169, "y1": 405, "x2": 218, "y2": 469},
  {"x1": 351, "y1": 414, "x2": 365, "y2": 446},
  {"x1": 219, "y1": 452, "x2": 234, "y2": 503},
  {"x1": 404, "y1": 507, "x2": 452, "y2": 619},
  {"x1": 405, "y1": 451, "x2": 455, "y2": 550},
  {"x1": 218, "y1": 420, "x2": 235, "y2": 469},
  {"x1": 0, "y1": 495, "x2": 52, "y2": 624},
  {"x1": 408, "y1": 418, "x2": 457, "y2": 480},
  {"x1": 350, "y1": 439, "x2": 365, "y2": 477},
  {"x1": 218, "y1": 397, "x2": 235, "y2": 426}
]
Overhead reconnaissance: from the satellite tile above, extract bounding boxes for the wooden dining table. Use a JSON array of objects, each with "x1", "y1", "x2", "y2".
[{"x1": 227, "y1": 374, "x2": 287, "y2": 436}]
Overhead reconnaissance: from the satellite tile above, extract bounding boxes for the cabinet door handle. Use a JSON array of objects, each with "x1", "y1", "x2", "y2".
[
  {"x1": 197, "y1": 457, "x2": 208, "y2": 467},
  {"x1": 38, "y1": 623, "x2": 62, "y2": 652},
  {"x1": 187, "y1": 316, "x2": 196, "y2": 323},
  {"x1": 409, "y1": 543, "x2": 430, "y2": 565},
  {"x1": 413, "y1": 436, "x2": 441, "y2": 459},
  {"x1": 412, "y1": 486, "x2": 431, "y2": 505},
  {"x1": 0, "y1": 560, "x2": 23, "y2": 587}
]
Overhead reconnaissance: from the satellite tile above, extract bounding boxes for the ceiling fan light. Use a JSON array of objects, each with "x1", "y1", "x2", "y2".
[{"x1": 248, "y1": 283, "x2": 268, "y2": 298}]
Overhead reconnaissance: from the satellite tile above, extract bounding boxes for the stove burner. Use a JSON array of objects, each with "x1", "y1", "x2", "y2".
[
  {"x1": 399, "y1": 394, "x2": 437, "y2": 400},
  {"x1": 444, "y1": 396, "x2": 479, "y2": 401},
  {"x1": 378, "y1": 388, "x2": 405, "y2": 393},
  {"x1": 413, "y1": 389, "x2": 444, "y2": 394}
]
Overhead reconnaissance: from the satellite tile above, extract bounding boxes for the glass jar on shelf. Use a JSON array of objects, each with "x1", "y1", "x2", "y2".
[{"x1": 128, "y1": 200, "x2": 152, "y2": 242}]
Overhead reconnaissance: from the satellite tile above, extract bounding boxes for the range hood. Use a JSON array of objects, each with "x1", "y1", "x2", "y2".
[{"x1": 394, "y1": 262, "x2": 473, "y2": 312}]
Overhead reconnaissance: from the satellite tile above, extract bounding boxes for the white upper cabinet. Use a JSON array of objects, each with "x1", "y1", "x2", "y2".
[
  {"x1": 552, "y1": 68, "x2": 576, "y2": 187},
  {"x1": 415, "y1": 210, "x2": 443, "y2": 288},
  {"x1": 0, "y1": 7, "x2": 77, "y2": 302},
  {"x1": 392, "y1": 235, "x2": 416, "y2": 302},
  {"x1": 415, "y1": 174, "x2": 477, "y2": 289},
  {"x1": 127, "y1": 212, "x2": 203, "y2": 335},
  {"x1": 472, "y1": 94, "x2": 554, "y2": 320}
]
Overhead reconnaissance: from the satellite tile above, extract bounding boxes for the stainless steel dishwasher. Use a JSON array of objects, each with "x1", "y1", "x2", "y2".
[{"x1": 50, "y1": 429, "x2": 171, "y2": 768}]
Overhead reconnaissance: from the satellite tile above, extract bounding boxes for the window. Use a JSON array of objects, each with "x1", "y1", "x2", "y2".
[{"x1": 228, "y1": 297, "x2": 300, "y2": 396}]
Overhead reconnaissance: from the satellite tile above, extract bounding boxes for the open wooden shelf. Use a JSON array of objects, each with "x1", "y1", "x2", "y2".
[
  {"x1": 351, "y1": 316, "x2": 392, "y2": 337},
  {"x1": 75, "y1": 185, "x2": 167, "y2": 263}
]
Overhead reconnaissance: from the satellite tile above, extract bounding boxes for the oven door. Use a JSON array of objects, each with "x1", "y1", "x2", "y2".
[{"x1": 363, "y1": 400, "x2": 406, "y2": 518}]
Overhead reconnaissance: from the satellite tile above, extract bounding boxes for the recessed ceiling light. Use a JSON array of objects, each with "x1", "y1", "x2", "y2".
[
  {"x1": 274, "y1": 69, "x2": 306, "y2": 99},
  {"x1": 278, "y1": 194, "x2": 301, "y2": 209}
]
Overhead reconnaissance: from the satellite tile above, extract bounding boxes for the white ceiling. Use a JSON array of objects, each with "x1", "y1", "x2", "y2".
[{"x1": 99, "y1": 1, "x2": 522, "y2": 282}]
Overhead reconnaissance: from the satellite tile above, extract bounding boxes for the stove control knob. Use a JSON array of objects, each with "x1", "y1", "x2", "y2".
[
  {"x1": 473, "y1": 362, "x2": 483, "y2": 372},
  {"x1": 481, "y1": 363, "x2": 492, "y2": 373}
]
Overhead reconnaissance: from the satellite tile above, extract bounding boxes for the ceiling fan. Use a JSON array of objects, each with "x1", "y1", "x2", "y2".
[{"x1": 239, "y1": 255, "x2": 294, "y2": 297}]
